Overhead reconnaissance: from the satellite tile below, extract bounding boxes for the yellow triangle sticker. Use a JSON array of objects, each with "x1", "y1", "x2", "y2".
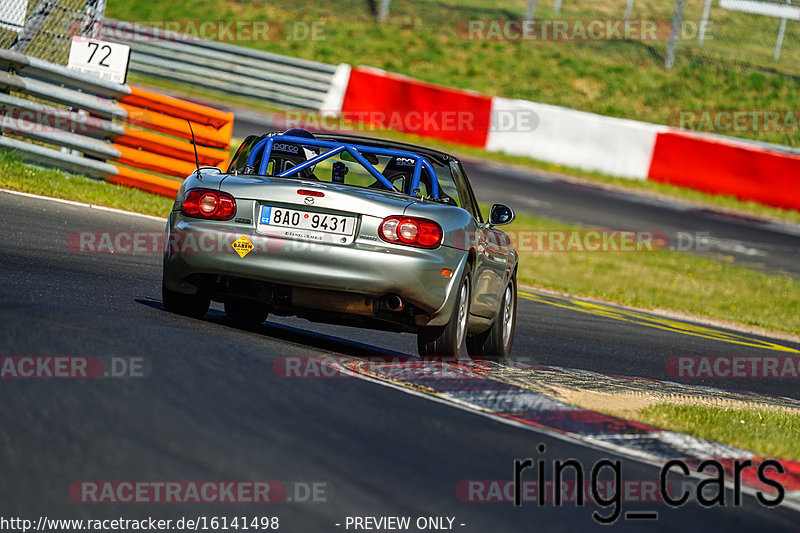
[{"x1": 232, "y1": 235, "x2": 254, "y2": 258}]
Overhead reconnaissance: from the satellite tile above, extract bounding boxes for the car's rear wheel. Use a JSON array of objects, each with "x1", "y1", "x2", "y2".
[
  {"x1": 224, "y1": 298, "x2": 269, "y2": 325},
  {"x1": 417, "y1": 272, "x2": 471, "y2": 358},
  {"x1": 162, "y1": 283, "x2": 210, "y2": 319},
  {"x1": 467, "y1": 276, "x2": 516, "y2": 362}
]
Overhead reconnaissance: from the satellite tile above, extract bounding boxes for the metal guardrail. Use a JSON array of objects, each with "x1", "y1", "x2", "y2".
[
  {"x1": 100, "y1": 19, "x2": 338, "y2": 110},
  {"x1": 0, "y1": 48, "x2": 233, "y2": 197},
  {"x1": 0, "y1": 49, "x2": 128, "y2": 98},
  {"x1": 0, "y1": 48, "x2": 130, "y2": 179}
]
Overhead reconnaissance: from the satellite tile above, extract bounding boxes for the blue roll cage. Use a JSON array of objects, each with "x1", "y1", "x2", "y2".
[{"x1": 244, "y1": 134, "x2": 441, "y2": 199}]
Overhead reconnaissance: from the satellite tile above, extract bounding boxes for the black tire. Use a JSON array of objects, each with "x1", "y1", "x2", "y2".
[
  {"x1": 417, "y1": 271, "x2": 471, "y2": 358},
  {"x1": 162, "y1": 283, "x2": 210, "y2": 319},
  {"x1": 467, "y1": 276, "x2": 517, "y2": 362},
  {"x1": 224, "y1": 298, "x2": 269, "y2": 325}
]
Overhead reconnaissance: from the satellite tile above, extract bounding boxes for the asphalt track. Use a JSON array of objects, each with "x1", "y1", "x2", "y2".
[
  {"x1": 231, "y1": 111, "x2": 800, "y2": 278},
  {"x1": 2, "y1": 191, "x2": 800, "y2": 531}
]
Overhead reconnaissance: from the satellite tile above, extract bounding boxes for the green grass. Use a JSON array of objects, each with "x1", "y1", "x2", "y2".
[
  {"x1": 107, "y1": 0, "x2": 800, "y2": 147},
  {"x1": 639, "y1": 404, "x2": 800, "y2": 461},
  {"x1": 0, "y1": 151, "x2": 173, "y2": 217}
]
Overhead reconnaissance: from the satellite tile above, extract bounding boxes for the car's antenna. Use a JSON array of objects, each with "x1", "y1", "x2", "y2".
[{"x1": 187, "y1": 120, "x2": 201, "y2": 176}]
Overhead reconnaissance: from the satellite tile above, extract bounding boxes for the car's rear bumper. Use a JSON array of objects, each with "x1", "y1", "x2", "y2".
[{"x1": 162, "y1": 215, "x2": 468, "y2": 324}]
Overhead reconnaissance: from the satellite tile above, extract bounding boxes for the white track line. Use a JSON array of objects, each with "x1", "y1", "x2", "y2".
[{"x1": 0, "y1": 188, "x2": 168, "y2": 222}]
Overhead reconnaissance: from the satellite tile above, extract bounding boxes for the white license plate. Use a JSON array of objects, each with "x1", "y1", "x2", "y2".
[{"x1": 257, "y1": 206, "x2": 357, "y2": 244}]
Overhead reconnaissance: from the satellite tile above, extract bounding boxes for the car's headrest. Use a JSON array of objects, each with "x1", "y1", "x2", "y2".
[
  {"x1": 383, "y1": 156, "x2": 422, "y2": 175},
  {"x1": 381, "y1": 156, "x2": 456, "y2": 204},
  {"x1": 381, "y1": 156, "x2": 433, "y2": 191},
  {"x1": 269, "y1": 141, "x2": 316, "y2": 178}
]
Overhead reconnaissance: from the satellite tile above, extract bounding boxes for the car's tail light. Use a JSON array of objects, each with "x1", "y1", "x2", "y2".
[
  {"x1": 379, "y1": 216, "x2": 443, "y2": 249},
  {"x1": 182, "y1": 189, "x2": 236, "y2": 220}
]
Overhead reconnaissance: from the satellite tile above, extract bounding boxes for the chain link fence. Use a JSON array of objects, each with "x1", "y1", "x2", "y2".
[
  {"x1": 1, "y1": 0, "x2": 106, "y2": 65},
  {"x1": 537, "y1": 0, "x2": 800, "y2": 73},
  {"x1": 261, "y1": 0, "x2": 798, "y2": 77}
]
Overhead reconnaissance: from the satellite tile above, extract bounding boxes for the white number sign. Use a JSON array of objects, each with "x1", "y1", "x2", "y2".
[{"x1": 67, "y1": 37, "x2": 131, "y2": 84}]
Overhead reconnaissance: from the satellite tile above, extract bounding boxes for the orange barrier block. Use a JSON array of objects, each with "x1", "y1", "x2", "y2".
[
  {"x1": 106, "y1": 85, "x2": 234, "y2": 198},
  {"x1": 115, "y1": 127, "x2": 229, "y2": 168},
  {"x1": 120, "y1": 102, "x2": 232, "y2": 149},
  {"x1": 109, "y1": 165, "x2": 182, "y2": 198},
  {"x1": 113, "y1": 143, "x2": 199, "y2": 179},
  {"x1": 121, "y1": 85, "x2": 233, "y2": 130}
]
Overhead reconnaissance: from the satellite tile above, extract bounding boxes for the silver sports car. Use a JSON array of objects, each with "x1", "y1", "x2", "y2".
[{"x1": 162, "y1": 130, "x2": 519, "y2": 360}]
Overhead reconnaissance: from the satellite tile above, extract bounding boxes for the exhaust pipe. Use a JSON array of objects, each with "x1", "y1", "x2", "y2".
[{"x1": 383, "y1": 294, "x2": 404, "y2": 312}]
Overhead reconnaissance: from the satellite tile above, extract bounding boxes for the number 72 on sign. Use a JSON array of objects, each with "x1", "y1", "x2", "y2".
[{"x1": 67, "y1": 37, "x2": 131, "y2": 84}]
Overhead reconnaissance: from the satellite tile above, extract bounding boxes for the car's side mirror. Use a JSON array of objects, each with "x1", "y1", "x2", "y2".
[{"x1": 488, "y1": 204, "x2": 515, "y2": 226}]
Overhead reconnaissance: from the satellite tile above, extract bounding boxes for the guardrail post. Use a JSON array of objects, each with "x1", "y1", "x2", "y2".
[
  {"x1": 665, "y1": 0, "x2": 686, "y2": 69},
  {"x1": 699, "y1": 0, "x2": 712, "y2": 44},
  {"x1": 774, "y1": 0, "x2": 792, "y2": 61},
  {"x1": 9, "y1": 0, "x2": 54, "y2": 53},
  {"x1": 526, "y1": 0, "x2": 537, "y2": 20},
  {"x1": 81, "y1": 0, "x2": 107, "y2": 38},
  {"x1": 377, "y1": 0, "x2": 391, "y2": 23},
  {"x1": 624, "y1": 0, "x2": 635, "y2": 20}
]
